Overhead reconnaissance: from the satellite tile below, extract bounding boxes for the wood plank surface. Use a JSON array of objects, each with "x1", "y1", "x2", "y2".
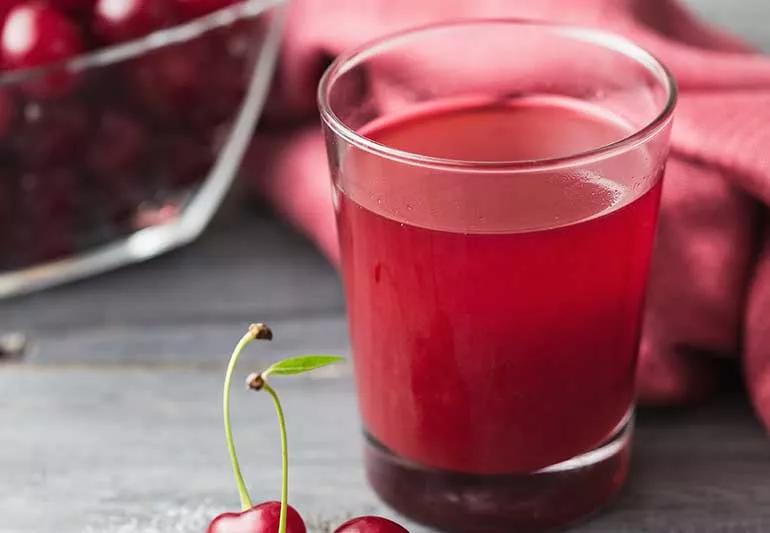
[
  {"x1": 2, "y1": 364, "x2": 770, "y2": 533},
  {"x1": 2, "y1": 1, "x2": 770, "y2": 531}
]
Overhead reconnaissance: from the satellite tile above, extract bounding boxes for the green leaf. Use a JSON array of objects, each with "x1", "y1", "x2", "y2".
[{"x1": 263, "y1": 355, "x2": 345, "y2": 377}]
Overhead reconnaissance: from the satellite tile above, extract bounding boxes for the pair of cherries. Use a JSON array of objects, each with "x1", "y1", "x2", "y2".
[
  {"x1": 207, "y1": 324, "x2": 409, "y2": 533},
  {"x1": 209, "y1": 501, "x2": 408, "y2": 533}
]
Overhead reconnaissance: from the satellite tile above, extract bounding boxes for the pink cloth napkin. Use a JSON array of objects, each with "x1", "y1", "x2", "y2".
[{"x1": 247, "y1": 0, "x2": 770, "y2": 428}]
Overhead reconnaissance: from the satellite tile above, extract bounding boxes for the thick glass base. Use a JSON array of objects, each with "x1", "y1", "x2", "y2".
[{"x1": 365, "y1": 415, "x2": 632, "y2": 532}]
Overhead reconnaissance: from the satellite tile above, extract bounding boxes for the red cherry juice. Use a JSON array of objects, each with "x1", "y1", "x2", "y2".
[{"x1": 334, "y1": 96, "x2": 662, "y2": 477}]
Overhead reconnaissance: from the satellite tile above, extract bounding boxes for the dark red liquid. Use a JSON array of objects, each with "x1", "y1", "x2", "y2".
[{"x1": 335, "y1": 96, "x2": 662, "y2": 477}]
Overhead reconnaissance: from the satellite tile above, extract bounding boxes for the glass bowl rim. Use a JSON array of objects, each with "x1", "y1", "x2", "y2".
[
  {"x1": 318, "y1": 18, "x2": 678, "y2": 173},
  {"x1": 0, "y1": 0, "x2": 284, "y2": 87}
]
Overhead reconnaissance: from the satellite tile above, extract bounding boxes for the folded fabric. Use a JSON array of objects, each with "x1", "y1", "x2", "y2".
[{"x1": 247, "y1": 0, "x2": 770, "y2": 428}]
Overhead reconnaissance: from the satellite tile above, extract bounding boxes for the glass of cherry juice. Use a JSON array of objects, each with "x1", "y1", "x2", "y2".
[{"x1": 319, "y1": 20, "x2": 676, "y2": 532}]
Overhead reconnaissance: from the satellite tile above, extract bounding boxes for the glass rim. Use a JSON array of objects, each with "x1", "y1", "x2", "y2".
[
  {"x1": 318, "y1": 18, "x2": 678, "y2": 173},
  {"x1": 0, "y1": 0, "x2": 284, "y2": 87}
]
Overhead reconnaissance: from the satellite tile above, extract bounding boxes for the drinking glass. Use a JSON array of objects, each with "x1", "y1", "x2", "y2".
[{"x1": 319, "y1": 20, "x2": 676, "y2": 531}]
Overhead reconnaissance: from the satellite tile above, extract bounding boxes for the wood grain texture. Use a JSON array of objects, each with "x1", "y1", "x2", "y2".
[
  {"x1": 2, "y1": 1, "x2": 770, "y2": 531},
  {"x1": 2, "y1": 365, "x2": 770, "y2": 533}
]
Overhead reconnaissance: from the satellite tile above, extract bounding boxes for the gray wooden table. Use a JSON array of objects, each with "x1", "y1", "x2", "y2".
[
  {"x1": 2, "y1": 201, "x2": 770, "y2": 533},
  {"x1": 2, "y1": 2, "x2": 770, "y2": 532}
]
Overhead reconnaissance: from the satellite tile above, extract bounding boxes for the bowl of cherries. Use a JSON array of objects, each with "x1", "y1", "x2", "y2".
[{"x1": 0, "y1": 0, "x2": 284, "y2": 298}]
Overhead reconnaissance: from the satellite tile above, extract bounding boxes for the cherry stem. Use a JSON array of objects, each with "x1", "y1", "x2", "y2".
[
  {"x1": 246, "y1": 373, "x2": 289, "y2": 533},
  {"x1": 223, "y1": 323, "x2": 273, "y2": 511},
  {"x1": 262, "y1": 382, "x2": 288, "y2": 533}
]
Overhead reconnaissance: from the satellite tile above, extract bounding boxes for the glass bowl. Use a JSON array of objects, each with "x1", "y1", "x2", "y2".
[{"x1": 0, "y1": 0, "x2": 285, "y2": 298}]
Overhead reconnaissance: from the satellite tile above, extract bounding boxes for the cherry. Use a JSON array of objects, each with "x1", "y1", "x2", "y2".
[
  {"x1": 93, "y1": 0, "x2": 175, "y2": 43},
  {"x1": 0, "y1": 172, "x2": 11, "y2": 260},
  {"x1": 18, "y1": 168, "x2": 77, "y2": 218},
  {"x1": 49, "y1": 0, "x2": 95, "y2": 12},
  {"x1": 87, "y1": 110, "x2": 145, "y2": 175},
  {"x1": 14, "y1": 169, "x2": 78, "y2": 262},
  {"x1": 17, "y1": 214, "x2": 76, "y2": 262},
  {"x1": 17, "y1": 101, "x2": 89, "y2": 168},
  {"x1": 190, "y1": 29, "x2": 249, "y2": 127},
  {"x1": 1, "y1": 2, "x2": 84, "y2": 97},
  {"x1": 129, "y1": 40, "x2": 209, "y2": 119},
  {"x1": 81, "y1": 111, "x2": 146, "y2": 227},
  {"x1": 0, "y1": 89, "x2": 17, "y2": 140},
  {"x1": 208, "y1": 501, "x2": 306, "y2": 533},
  {"x1": 88, "y1": 170, "x2": 144, "y2": 228},
  {"x1": 160, "y1": 134, "x2": 212, "y2": 187},
  {"x1": 334, "y1": 516, "x2": 409, "y2": 533},
  {"x1": 175, "y1": 0, "x2": 237, "y2": 21},
  {"x1": 0, "y1": 1, "x2": 22, "y2": 20}
]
